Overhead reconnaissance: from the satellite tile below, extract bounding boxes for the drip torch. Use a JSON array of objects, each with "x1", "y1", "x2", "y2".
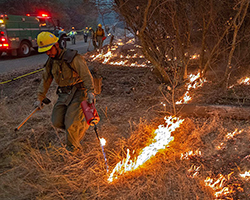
[{"x1": 81, "y1": 100, "x2": 109, "y2": 172}]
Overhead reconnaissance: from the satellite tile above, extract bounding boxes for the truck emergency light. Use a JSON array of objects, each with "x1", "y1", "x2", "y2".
[
  {"x1": 0, "y1": 44, "x2": 9, "y2": 47},
  {"x1": 0, "y1": 19, "x2": 4, "y2": 23}
]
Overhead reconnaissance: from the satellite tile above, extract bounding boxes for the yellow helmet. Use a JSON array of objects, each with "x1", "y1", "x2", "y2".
[
  {"x1": 37, "y1": 32, "x2": 58, "y2": 53},
  {"x1": 98, "y1": 24, "x2": 102, "y2": 27}
]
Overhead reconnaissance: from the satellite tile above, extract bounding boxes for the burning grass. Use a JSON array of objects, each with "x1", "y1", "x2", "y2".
[
  {"x1": 0, "y1": 96, "x2": 249, "y2": 199},
  {"x1": 0, "y1": 38, "x2": 250, "y2": 199}
]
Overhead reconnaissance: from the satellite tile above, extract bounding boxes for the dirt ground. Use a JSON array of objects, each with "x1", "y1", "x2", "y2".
[{"x1": 0, "y1": 39, "x2": 249, "y2": 200}]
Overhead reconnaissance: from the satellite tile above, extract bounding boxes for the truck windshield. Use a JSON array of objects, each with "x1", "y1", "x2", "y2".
[{"x1": 39, "y1": 18, "x2": 54, "y2": 28}]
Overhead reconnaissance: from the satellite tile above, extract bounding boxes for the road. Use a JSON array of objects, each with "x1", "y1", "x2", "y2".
[{"x1": 0, "y1": 38, "x2": 95, "y2": 74}]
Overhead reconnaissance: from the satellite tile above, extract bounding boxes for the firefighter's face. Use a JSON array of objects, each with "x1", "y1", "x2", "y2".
[{"x1": 46, "y1": 45, "x2": 58, "y2": 58}]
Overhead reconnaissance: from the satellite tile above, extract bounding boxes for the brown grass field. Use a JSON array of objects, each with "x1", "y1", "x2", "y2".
[{"x1": 0, "y1": 40, "x2": 250, "y2": 200}]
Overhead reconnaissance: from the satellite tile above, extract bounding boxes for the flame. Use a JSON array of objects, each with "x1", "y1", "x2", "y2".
[
  {"x1": 180, "y1": 150, "x2": 202, "y2": 160},
  {"x1": 89, "y1": 39, "x2": 148, "y2": 67},
  {"x1": 229, "y1": 77, "x2": 250, "y2": 88},
  {"x1": 238, "y1": 77, "x2": 250, "y2": 85},
  {"x1": 117, "y1": 42, "x2": 124, "y2": 46},
  {"x1": 190, "y1": 53, "x2": 200, "y2": 60},
  {"x1": 205, "y1": 174, "x2": 228, "y2": 190},
  {"x1": 225, "y1": 129, "x2": 243, "y2": 139},
  {"x1": 217, "y1": 129, "x2": 243, "y2": 150},
  {"x1": 126, "y1": 38, "x2": 135, "y2": 44},
  {"x1": 107, "y1": 116, "x2": 184, "y2": 182},
  {"x1": 205, "y1": 173, "x2": 232, "y2": 198},
  {"x1": 239, "y1": 171, "x2": 250, "y2": 179},
  {"x1": 176, "y1": 72, "x2": 206, "y2": 104},
  {"x1": 204, "y1": 172, "x2": 244, "y2": 198},
  {"x1": 100, "y1": 138, "x2": 106, "y2": 146},
  {"x1": 187, "y1": 165, "x2": 201, "y2": 178}
]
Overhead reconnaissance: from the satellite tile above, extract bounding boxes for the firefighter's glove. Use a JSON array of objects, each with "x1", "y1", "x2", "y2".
[
  {"x1": 34, "y1": 100, "x2": 43, "y2": 110},
  {"x1": 90, "y1": 119, "x2": 99, "y2": 126},
  {"x1": 87, "y1": 92, "x2": 95, "y2": 104}
]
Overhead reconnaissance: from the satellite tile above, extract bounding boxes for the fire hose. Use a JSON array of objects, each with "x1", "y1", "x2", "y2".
[
  {"x1": 81, "y1": 100, "x2": 109, "y2": 172},
  {"x1": 14, "y1": 98, "x2": 51, "y2": 131}
]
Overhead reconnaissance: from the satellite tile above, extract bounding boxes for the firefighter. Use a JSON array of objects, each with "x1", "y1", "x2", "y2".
[
  {"x1": 34, "y1": 32, "x2": 95, "y2": 152},
  {"x1": 95, "y1": 24, "x2": 105, "y2": 49},
  {"x1": 68, "y1": 26, "x2": 77, "y2": 44},
  {"x1": 83, "y1": 26, "x2": 89, "y2": 43},
  {"x1": 87, "y1": 27, "x2": 97, "y2": 51}
]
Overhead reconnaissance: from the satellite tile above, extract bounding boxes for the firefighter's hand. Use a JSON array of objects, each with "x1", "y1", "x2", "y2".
[
  {"x1": 34, "y1": 100, "x2": 43, "y2": 110},
  {"x1": 90, "y1": 118, "x2": 99, "y2": 126},
  {"x1": 87, "y1": 92, "x2": 95, "y2": 104}
]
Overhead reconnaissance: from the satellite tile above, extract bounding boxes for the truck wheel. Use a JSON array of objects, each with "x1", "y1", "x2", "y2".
[
  {"x1": 18, "y1": 41, "x2": 31, "y2": 57},
  {"x1": 0, "y1": 51, "x2": 2, "y2": 57},
  {"x1": 59, "y1": 36, "x2": 67, "y2": 49}
]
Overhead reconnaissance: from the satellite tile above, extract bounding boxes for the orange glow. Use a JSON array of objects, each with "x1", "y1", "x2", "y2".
[{"x1": 108, "y1": 116, "x2": 184, "y2": 182}]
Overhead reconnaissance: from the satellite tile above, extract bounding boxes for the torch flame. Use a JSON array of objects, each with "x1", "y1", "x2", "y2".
[
  {"x1": 108, "y1": 116, "x2": 184, "y2": 182},
  {"x1": 100, "y1": 138, "x2": 106, "y2": 146}
]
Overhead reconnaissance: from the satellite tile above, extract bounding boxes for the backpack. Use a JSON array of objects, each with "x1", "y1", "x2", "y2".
[{"x1": 63, "y1": 49, "x2": 102, "y2": 95}]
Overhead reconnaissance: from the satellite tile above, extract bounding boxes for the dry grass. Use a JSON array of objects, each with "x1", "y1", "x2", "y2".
[
  {"x1": 0, "y1": 98, "x2": 249, "y2": 199},
  {"x1": 0, "y1": 42, "x2": 249, "y2": 199}
]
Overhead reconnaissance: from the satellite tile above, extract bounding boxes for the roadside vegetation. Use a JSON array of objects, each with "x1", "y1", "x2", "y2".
[{"x1": 0, "y1": 0, "x2": 250, "y2": 199}]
